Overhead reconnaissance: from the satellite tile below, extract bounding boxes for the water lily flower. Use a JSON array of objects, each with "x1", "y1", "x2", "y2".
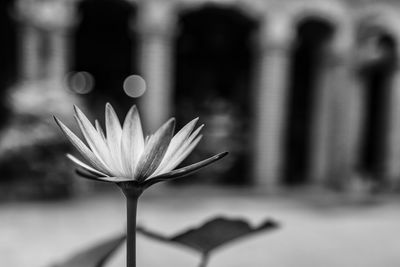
[
  {"x1": 54, "y1": 103, "x2": 227, "y2": 189},
  {"x1": 54, "y1": 103, "x2": 227, "y2": 267}
]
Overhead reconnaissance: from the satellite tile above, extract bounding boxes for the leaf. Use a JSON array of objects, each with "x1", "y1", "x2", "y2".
[
  {"x1": 51, "y1": 234, "x2": 125, "y2": 267},
  {"x1": 137, "y1": 216, "x2": 278, "y2": 255}
]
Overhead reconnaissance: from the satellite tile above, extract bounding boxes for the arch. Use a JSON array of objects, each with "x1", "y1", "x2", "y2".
[
  {"x1": 355, "y1": 15, "x2": 399, "y2": 182},
  {"x1": 73, "y1": 0, "x2": 137, "y2": 117},
  {"x1": 174, "y1": 0, "x2": 261, "y2": 22},
  {"x1": 173, "y1": 4, "x2": 259, "y2": 184},
  {"x1": 283, "y1": 17, "x2": 336, "y2": 185},
  {"x1": 355, "y1": 4, "x2": 400, "y2": 53},
  {"x1": 285, "y1": 1, "x2": 353, "y2": 53}
]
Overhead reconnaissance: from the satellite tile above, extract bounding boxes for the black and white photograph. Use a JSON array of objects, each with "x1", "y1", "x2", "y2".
[{"x1": 1, "y1": 0, "x2": 400, "y2": 266}]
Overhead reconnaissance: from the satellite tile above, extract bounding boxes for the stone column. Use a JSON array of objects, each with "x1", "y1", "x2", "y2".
[
  {"x1": 308, "y1": 51, "x2": 334, "y2": 184},
  {"x1": 136, "y1": 1, "x2": 176, "y2": 130},
  {"x1": 311, "y1": 49, "x2": 357, "y2": 187},
  {"x1": 16, "y1": 0, "x2": 75, "y2": 83},
  {"x1": 46, "y1": 27, "x2": 71, "y2": 81},
  {"x1": 16, "y1": 0, "x2": 42, "y2": 81},
  {"x1": 325, "y1": 51, "x2": 359, "y2": 187},
  {"x1": 18, "y1": 24, "x2": 41, "y2": 81},
  {"x1": 252, "y1": 15, "x2": 293, "y2": 188},
  {"x1": 36, "y1": 0, "x2": 75, "y2": 82},
  {"x1": 384, "y1": 63, "x2": 400, "y2": 184}
]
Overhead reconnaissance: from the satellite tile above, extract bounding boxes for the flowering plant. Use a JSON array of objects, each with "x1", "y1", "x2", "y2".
[{"x1": 54, "y1": 103, "x2": 227, "y2": 267}]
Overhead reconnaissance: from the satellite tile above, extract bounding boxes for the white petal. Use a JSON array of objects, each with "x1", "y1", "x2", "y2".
[
  {"x1": 95, "y1": 120, "x2": 106, "y2": 142},
  {"x1": 134, "y1": 118, "x2": 175, "y2": 181},
  {"x1": 73, "y1": 106, "x2": 116, "y2": 172},
  {"x1": 121, "y1": 105, "x2": 144, "y2": 177},
  {"x1": 67, "y1": 154, "x2": 109, "y2": 177},
  {"x1": 105, "y1": 103, "x2": 124, "y2": 172},
  {"x1": 54, "y1": 117, "x2": 110, "y2": 174},
  {"x1": 144, "y1": 152, "x2": 228, "y2": 186},
  {"x1": 149, "y1": 135, "x2": 202, "y2": 177},
  {"x1": 157, "y1": 124, "x2": 204, "y2": 174},
  {"x1": 76, "y1": 169, "x2": 133, "y2": 183},
  {"x1": 97, "y1": 176, "x2": 133, "y2": 183},
  {"x1": 153, "y1": 118, "x2": 198, "y2": 175}
]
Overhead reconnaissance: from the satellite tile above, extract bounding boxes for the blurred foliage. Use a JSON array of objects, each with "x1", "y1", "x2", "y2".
[{"x1": 0, "y1": 142, "x2": 75, "y2": 200}]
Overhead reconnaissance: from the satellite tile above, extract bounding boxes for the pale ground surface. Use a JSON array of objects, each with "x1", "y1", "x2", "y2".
[{"x1": 1, "y1": 185, "x2": 400, "y2": 267}]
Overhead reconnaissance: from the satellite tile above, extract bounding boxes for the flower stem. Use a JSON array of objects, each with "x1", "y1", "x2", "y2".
[
  {"x1": 199, "y1": 253, "x2": 209, "y2": 267},
  {"x1": 120, "y1": 183, "x2": 143, "y2": 267},
  {"x1": 126, "y1": 194, "x2": 138, "y2": 267}
]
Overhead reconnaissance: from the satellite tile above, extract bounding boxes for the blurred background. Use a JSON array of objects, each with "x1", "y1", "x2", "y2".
[{"x1": 1, "y1": 0, "x2": 400, "y2": 266}]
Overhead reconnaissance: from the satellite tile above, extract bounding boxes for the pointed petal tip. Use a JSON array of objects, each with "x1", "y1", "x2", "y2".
[
  {"x1": 53, "y1": 116, "x2": 68, "y2": 132},
  {"x1": 216, "y1": 151, "x2": 229, "y2": 159},
  {"x1": 161, "y1": 117, "x2": 176, "y2": 133},
  {"x1": 125, "y1": 104, "x2": 139, "y2": 118},
  {"x1": 187, "y1": 117, "x2": 199, "y2": 127},
  {"x1": 105, "y1": 102, "x2": 113, "y2": 110},
  {"x1": 73, "y1": 105, "x2": 87, "y2": 119},
  {"x1": 54, "y1": 116, "x2": 66, "y2": 133},
  {"x1": 194, "y1": 124, "x2": 205, "y2": 134},
  {"x1": 127, "y1": 105, "x2": 138, "y2": 116},
  {"x1": 72, "y1": 104, "x2": 80, "y2": 114},
  {"x1": 167, "y1": 117, "x2": 176, "y2": 125},
  {"x1": 53, "y1": 115, "x2": 61, "y2": 125}
]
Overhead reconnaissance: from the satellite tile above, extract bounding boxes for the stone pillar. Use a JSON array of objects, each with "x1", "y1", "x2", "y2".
[
  {"x1": 16, "y1": 0, "x2": 75, "y2": 83},
  {"x1": 384, "y1": 64, "x2": 400, "y2": 184},
  {"x1": 325, "y1": 51, "x2": 359, "y2": 187},
  {"x1": 252, "y1": 15, "x2": 292, "y2": 188},
  {"x1": 18, "y1": 24, "x2": 41, "y2": 81},
  {"x1": 349, "y1": 36, "x2": 400, "y2": 188},
  {"x1": 308, "y1": 51, "x2": 335, "y2": 184},
  {"x1": 36, "y1": 0, "x2": 75, "y2": 82},
  {"x1": 136, "y1": 1, "x2": 176, "y2": 130},
  {"x1": 46, "y1": 27, "x2": 71, "y2": 81},
  {"x1": 311, "y1": 50, "x2": 357, "y2": 187},
  {"x1": 16, "y1": 0, "x2": 42, "y2": 81}
]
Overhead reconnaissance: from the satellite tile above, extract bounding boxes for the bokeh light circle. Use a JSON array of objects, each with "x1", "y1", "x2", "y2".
[
  {"x1": 65, "y1": 71, "x2": 95, "y2": 94},
  {"x1": 123, "y1": 75, "x2": 146, "y2": 98}
]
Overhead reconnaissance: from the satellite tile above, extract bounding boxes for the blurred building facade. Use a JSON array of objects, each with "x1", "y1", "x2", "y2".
[{"x1": 1, "y1": 0, "x2": 400, "y2": 193}]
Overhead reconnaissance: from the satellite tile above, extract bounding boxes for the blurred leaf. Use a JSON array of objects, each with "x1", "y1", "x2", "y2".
[
  {"x1": 137, "y1": 216, "x2": 278, "y2": 254},
  {"x1": 52, "y1": 234, "x2": 125, "y2": 267}
]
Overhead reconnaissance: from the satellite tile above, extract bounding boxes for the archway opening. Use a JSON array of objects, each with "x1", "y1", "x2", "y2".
[
  {"x1": 73, "y1": 0, "x2": 137, "y2": 117},
  {"x1": 0, "y1": 0, "x2": 17, "y2": 129},
  {"x1": 284, "y1": 18, "x2": 335, "y2": 185},
  {"x1": 358, "y1": 30, "x2": 397, "y2": 181},
  {"x1": 174, "y1": 5, "x2": 258, "y2": 184}
]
